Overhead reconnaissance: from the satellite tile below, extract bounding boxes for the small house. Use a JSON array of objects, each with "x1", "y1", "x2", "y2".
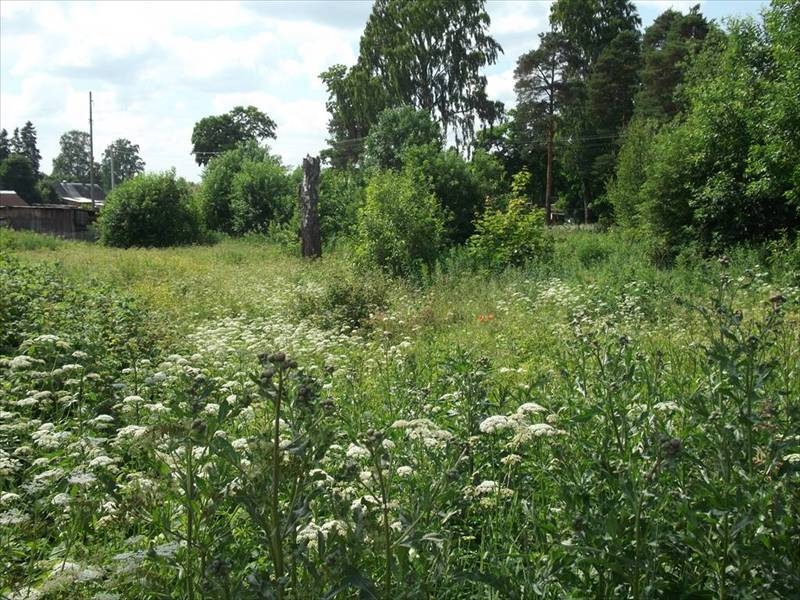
[{"x1": 53, "y1": 182, "x2": 106, "y2": 208}]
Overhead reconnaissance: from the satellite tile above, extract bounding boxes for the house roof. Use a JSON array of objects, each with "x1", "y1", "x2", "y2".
[
  {"x1": 0, "y1": 190, "x2": 29, "y2": 207},
  {"x1": 53, "y1": 182, "x2": 106, "y2": 207}
]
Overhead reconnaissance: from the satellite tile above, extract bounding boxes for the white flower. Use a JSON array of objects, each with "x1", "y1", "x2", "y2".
[
  {"x1": 396, "y1": 465, "x2": 414, "y2": 477},
  {"x1": 516, "y1": 402, "x2": 547, "y2": 416},
  {"x1": 479, "y1": 415, "x2": 512, "y2": 433},
  {"x1": 68, "y1": 472, "x2": 96, "y2": 486},
  {"x1": 88, "y1": 455, "x2": 114, "y2": 470},
  {"x1": 346, "y1": 444, "x2": 370, "y2": 460},
  {"x1": 500, "y1": 454, "x2": 522, "y2": 466},
  {"x1": 52, "y1": 493, "x2": 71, "y2": 506},
  {"x1": 784, "y1": 453, "x2": 800, "y2": 465},
  {"x1": 475, "y1": 480, "x2": 500, "y2": 495}
]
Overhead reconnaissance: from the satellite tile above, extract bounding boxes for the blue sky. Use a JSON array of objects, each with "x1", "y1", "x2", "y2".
[{"x1": 0, "y1": 0, "x2": 768, "y2": 183}]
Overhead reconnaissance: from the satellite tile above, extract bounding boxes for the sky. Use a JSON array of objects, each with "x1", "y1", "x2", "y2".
[{"x1": 0, "y1": 0, "x2": 769, "y2": 183}]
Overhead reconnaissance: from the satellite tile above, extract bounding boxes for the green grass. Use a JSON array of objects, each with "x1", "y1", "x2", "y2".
[{"x1": 1, "y1": 229, "x2": 798, "y2": 598}]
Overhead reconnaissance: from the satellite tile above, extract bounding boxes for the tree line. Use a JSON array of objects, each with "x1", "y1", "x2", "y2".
[{"x1": 0, "y1": 123, "x2": 145, "y2": 204}]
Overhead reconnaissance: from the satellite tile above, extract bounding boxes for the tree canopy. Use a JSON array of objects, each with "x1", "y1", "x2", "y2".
[
  {"x1": 51, "y1": 130, "x2": 100, "y2": 184},
  {"x1": 191, "y1": 106, "x2": 277, "y2": 166},
  {"x1": 321, "y1": 0, "x2": 503, "y2": 164},
  {"x1": 101, "y1": 138, "x2": 145, "y2": 191}
]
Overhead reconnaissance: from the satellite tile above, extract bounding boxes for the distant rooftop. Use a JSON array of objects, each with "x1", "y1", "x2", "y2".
[{"x1": 53, "y1": 182, "x2": 106, "y2": 207}]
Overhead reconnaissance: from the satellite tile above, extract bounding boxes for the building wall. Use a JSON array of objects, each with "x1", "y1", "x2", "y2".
[{"x1": 0, "y1": 206, "x2": 98, "y2": 240}]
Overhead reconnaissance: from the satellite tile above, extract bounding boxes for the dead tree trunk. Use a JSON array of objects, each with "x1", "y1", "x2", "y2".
[{"x1": 299, "y1": 155, "x2": 321, "y2": 258}]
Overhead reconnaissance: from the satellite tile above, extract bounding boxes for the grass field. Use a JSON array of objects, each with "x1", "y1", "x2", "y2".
[{"x1": 1, "y1": 228, "x2": 799, "y2": 598}]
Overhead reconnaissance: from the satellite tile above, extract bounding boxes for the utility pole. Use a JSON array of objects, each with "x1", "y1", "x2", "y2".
[{"x1": 89, "y1": 91, "x2": 95, "y2": 210}]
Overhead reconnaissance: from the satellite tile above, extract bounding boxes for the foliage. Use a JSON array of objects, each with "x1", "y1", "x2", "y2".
[
  {"x1": 547, "y1": 0, "x2": 641, "y2": 222},
  {"x1": 467, "y1": 197, "x2": 552, "y2": 270},
  {"x1": 320, "y1": 64, "x2": 388, "y2": 167},
  {"x1": 51, "y1": 130, "x2": 101, "y2": 184},
  {"x1": 355, "y1": 169, "x2": 444, "y2": 277},
  {"x1": 98, "y1": 170, "x2": 203, "y2": 247},
  {"x1": 318, "y1": 167, "x2": 365, "y2": 242},
  {"x1": 0, "y1": 128, "x2": 10, "y2": 161},
  {"x1": 9, "y1": 121, "x2": 42, "y2": 174},
  {"x1": 322, "y1": 0, "x2": 502, "y2": 162},
  {"x1": 363, "y1": 106, "x2": 441, "y2": 170},
  {"x1": 468, "y1": 148, "x2": 509, "y2": 202},
  {"x1": 197, "y1": 141, "x2": 268, "y2": 234},
  {"x1": 229, "y1": 157, "x2": 296, "y2": 235},
  {"x1": 100, "y1": 138, "x2": 145, "y2": 191},
  {"x1": 606, "y1": 117, "x2": 661, "y2": 229},
  {"x1": 0, "y1": 154, "x2": 40, "y2": 204},
  {"x1": 1, "y1": 231, "x2": 799, "y2": 598},
  {"x1": 634, "y1": 7, "x2": 800, "y2": 259},
  {"x1": 191, "y1": 106, "x2": 276, "y2": 166},
  {"x1": 402, "y1": 143, "x2": 483, "y2": 245},
  {"x1": 635, "y1": 6, "x2": 714, "y2": 120}
]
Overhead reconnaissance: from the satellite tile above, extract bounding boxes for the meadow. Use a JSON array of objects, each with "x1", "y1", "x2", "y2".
[{"x1": 1, "y1": 229, "x2": 798, "y2": 598}]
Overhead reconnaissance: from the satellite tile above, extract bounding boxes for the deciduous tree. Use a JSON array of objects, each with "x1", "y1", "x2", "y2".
[
  {"x1": 191, "y1": 106, "x2": 276, "y2": 166},
  {"x1": 51, "y1": 130, "x2": 100, "y2": 184},
  {"x1": 101, "y1": 138, "x2": 145, "y2": 190}
]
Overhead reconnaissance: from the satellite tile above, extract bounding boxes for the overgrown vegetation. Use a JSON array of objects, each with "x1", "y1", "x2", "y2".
[{"x1": 1, "y1": 231, "x2": 798, "y2": 598}]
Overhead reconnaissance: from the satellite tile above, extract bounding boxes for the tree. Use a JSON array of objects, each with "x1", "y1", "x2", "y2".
[
  {"x1": 320, "y1": 64, "x2": 388, "y2": 167},
  {"x1": 322, "y1": 0, "x2": 503, "y2": 160},
  {"x1": 229, "y1": 157, "x2": 296, "y2": 235},
  {"x1": 636, "y1": 6, "x2": 713, "y2": 120},
  {"x1": 12, "y1": 121, "x2": 42, "y2": 174},
  {"x1": 515, "y1": 31, "x2": 571, "y2": 223},
  {"x1": 548, "y1": 0, "x2": 641, "y2": 222},
  {"x1": 0, "y1": 129, "x2": 10, "y2": 161},
  {"x1": 191, "y1": 106, "x2": 277, "y2": 166},
  {"x1": 51, "y1": 130, "x2": 100, "y2": 184},
  {"x1": 0, "y1": 154, "x2": 40, "y2": 203},
  {"x1": 363, "y1": 106, "x2": 442, "y2": 170},
  {"x1": 101, "y1": 138, "x2": 145, "y2": 191}
]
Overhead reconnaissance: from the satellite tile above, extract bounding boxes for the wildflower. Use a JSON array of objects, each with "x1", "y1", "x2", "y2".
[
  {"x1": 397, "y1": 465, "x2": 414, "y2": 477},
  {"x1": 653, "y1": 401, "x2": 681, "y2": 413},
  {"x1": 346, "y1": 443, "x2": 370, "y2": 460},
  {"x1": 516, "y1": 402, "x2": 547, "y2": 416},
  {"x1": 783, "y1": 453, "x2": 800, "y2": 465},
  {"x1": 0, "y1": 508, "x2": 29, "y2": 526},
  {"x1": 68, "y1": 472, "x2": 97, "y2": 486},
  {"x1": 52, "y1": 493, "x2": 71, "y2": 506},
  {"x1": 479, "y1": 415, "x2": 512, "y2": 433},
  {"x1": 10, "y1": 355, "x2": 35, "y2": 370},
  {"x1": 475, "y1": 480, "x2": 499, "y2": 495},
  {"x1": 500, "y1": 454, "x2": 522, "y2": 466}
]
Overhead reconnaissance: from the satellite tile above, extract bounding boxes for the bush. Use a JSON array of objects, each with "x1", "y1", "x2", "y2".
[
  {"x1": 355, "y1": 170, "x2": 444, "y2": 277},
  {"x1": 98, "y1": 171, "x2": 202, "y2": 247},
  {"x1": 403, "y1": 144, "x2": 484, "y2": 245},
  {"x1": 229, "y1": 158, "x2": 296, "y2": 235},
  {"x1": 318, "y1": 167, "x2": 365, "y2": 243},
  {"x1": 467, "y1": 198, "x2": 552, "y2": 270},
  {"x1": 198, "y1": 142, "x2": 272, "y2": 234}
]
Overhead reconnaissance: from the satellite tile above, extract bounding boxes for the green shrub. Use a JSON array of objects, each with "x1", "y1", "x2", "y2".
[
  {"x1": 355, "y1": 169, "x2": 444, "y2": 277},
  {"x1": 403, "y1": 144, "x2": 484, "y2": 245},
  {"x1": 98, "y1": 171, "x2": 202, "y2": 247},
  {"x1": 318, "y1": 167, "x2": 365, "y2": 243},
  {"x1": 467, "y1": 198, "x2": 552, "y2": 270},
  {"x1": 198, "y1": 142, "x2": 268, "y2": 234},
  {"x1": 363, "y1": 106, "x2": 442, "y2": 170},
  {"x1": 230, "y1": 158, "x2": 296, "y2": 235}
]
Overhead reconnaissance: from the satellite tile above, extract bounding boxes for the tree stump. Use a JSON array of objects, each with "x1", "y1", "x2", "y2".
[{"x1": 299, "y1": 155, "x2": 321, "y2": 258}]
